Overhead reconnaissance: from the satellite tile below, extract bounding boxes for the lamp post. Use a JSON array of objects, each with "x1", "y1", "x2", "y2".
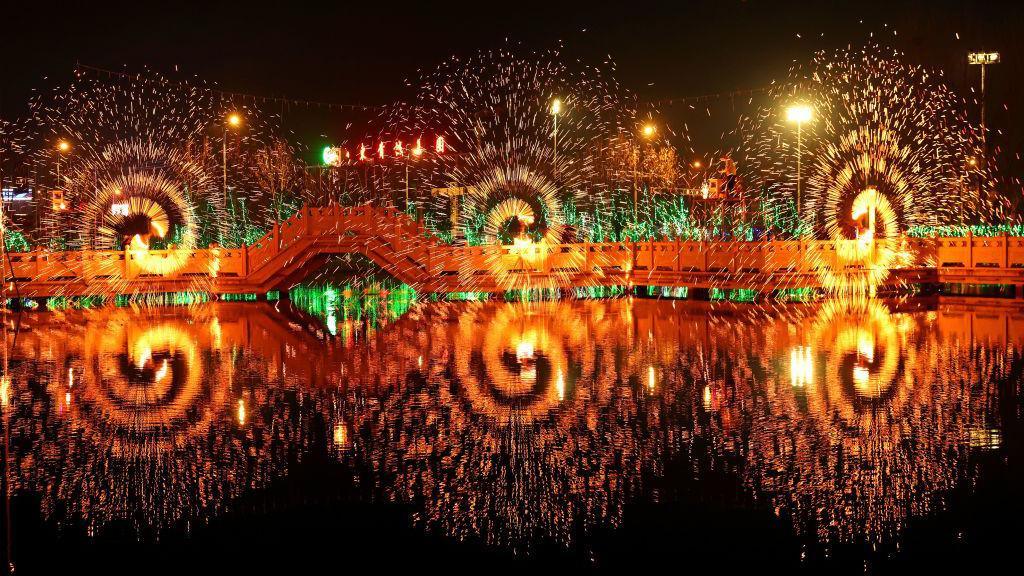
[
  {"x1": 223, "y1": 113, "x2": 242, "y2": 245},
  {"x1": 407, "y1": 139, "x2": 424, "y2": 213},
  {"x1": 968, "y1": 52, "x2": 1000, "y2": 157},
  {"x1": 964, "y1": 157, "x2": 978, "y2": 226},
  {"x1": 635, "y1": 123, "x2": 656, "y2": 226},
  {"x1": 785, "y1": 104, "x2": 812, "y2": 235},
  {"x1": 48, "y1": 140, "x2": 72, "y2": 243},
  {"x1": 55, "y1": 139, "x2": 71, "y2": 190},
  {"x1": 550, "y1": 98, "x2": 562, "y2": 183}
]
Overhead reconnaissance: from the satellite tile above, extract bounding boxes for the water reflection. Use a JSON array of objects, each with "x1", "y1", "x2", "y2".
[
  {"x1": 697, "y1": 299, "x2": 1009, "y2": 545},
  {"x1": 2, "y1": 305, "x2": 345, "y2": 532},
  {"x1": 344, "y1": 301, "x2": 657, "y2": 550},
  {"x1": 0, "y1": 297, "x2": 1019, "y2": 563}
]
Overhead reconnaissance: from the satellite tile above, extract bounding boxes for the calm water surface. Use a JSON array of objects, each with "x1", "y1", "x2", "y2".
[{"x1": 0, "y1": 297, "x2": 1022, "y2": 573}]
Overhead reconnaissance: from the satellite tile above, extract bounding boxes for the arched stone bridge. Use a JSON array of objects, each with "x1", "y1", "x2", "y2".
[{"x1": 5, "y1": 204, "x2": 1024, "y2": 298}]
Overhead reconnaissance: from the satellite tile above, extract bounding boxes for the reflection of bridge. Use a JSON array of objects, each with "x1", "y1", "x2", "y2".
[{"x1": 6, "y1": 205, "x2": 1024, "y2": 297}]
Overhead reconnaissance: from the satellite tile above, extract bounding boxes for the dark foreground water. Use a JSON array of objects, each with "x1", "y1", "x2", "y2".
[{"x1": 0, "y1": 297, "x2": 1022, "y2": 573}]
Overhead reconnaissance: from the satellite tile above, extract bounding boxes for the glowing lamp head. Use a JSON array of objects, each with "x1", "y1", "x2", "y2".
[
  {"x1": 967, "y1": 157, "x2": 978, "y2": 168},
  {"x1": 322, "y1": 146, "x2": 341, "y2": 166},
  {"x1": 642, "y1": 124, "x2": 656, "y2": 138},
  {"x1": 692, "y1": 160, "x2": 702, "y2": 169},
  {"x1": 56, "y1": 140, "x2": 71, "y2": 153},
  {"x1": 226, "y1": 113, "x2": 242, "y2": 128},
  {"x1": 550, "y1": 98, "x2": 562, "y2": 116},
  {"x1": 786, "y1": 104, "x2": 813, "y2": 124}
]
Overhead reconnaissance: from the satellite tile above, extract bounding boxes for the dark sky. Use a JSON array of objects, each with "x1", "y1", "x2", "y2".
[{"x1": 3, "y1": 0, "x2": 1023, "y2": 175}]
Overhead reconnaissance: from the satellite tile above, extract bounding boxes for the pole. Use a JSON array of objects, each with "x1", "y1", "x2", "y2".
[
  {"x1": 960, "y1": 173, "x2": 964, "y2": 226},
  {"x1": 222, "y1": 125, "x2": 228, "y2": 245},
  {"x1": 980, "y1": 62, "x2": 987, "y2": 155},
  {"x1": 633, "y1": 145, "x2": 640, "y2": 229},
  {"x1": 55, "y1": 152, "x2": 62, "y2": 247},
  {"x1": 796, "y1": 121, "x2": 802, "y2": 235},
  {"x1": 553, "y1": 113, "x2": 558, "y2": 183},
  {"x1": 1, "y1": 173, "x2": 5, "y2": 305}
]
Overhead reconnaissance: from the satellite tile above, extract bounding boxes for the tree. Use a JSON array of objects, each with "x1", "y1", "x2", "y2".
[{"x1": 251, "y1": 139, "x2": 303, "y2": 222}]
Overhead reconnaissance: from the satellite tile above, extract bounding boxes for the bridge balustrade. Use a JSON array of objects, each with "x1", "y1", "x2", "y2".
[
  {"x1": 933, "y1": 234, "x2": 1024, "y2": 269},
  {"x1": 11, "y1": 204, "x2": 1024, "y2": 298}
]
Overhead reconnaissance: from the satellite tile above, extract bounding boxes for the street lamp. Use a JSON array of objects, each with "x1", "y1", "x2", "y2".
[
  {"x1": 406, "y1": 138, "x2": 425, "y2": 213},
  {"x1": 37, "y1": 139, "x2": 72, "y2": 247},
  {"x1": 785, "y1": 104, "x2": 812, "y2": 233},
  {"x1": 963, "y1": 157, "x2": 979, "y2": 226},
  {"x1": 223, "y1": 112, "x2": 242, "y2": 244},
  {"x1": 550, "y1": 98, "x2": 562, "y2": 183},
  {"x1": 634, "y1": 123, "x2": 657, "y2": 224},
  {"x1": 55, "y1": 139, "x2": 71, "y2": 188},
  {"x1": 968, "y1": 51, "x2": 1000, "y2": 158}
]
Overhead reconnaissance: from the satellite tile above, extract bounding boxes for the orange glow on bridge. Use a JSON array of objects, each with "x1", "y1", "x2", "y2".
[{"x1": 4, "y1": 204, "x2": 1024, "y2": 299}]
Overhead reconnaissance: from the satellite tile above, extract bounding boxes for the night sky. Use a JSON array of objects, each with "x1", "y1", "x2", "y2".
[{"x1": 4, "y1": 0, "x2": 1022, "y2": 178}]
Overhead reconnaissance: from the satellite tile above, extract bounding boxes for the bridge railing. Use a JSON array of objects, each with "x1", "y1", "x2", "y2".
[
  {"x1": 934, "y1": 234, "x2": 1024, "y2": 268},
  {"x1": 9, "y1": 224, "x2": 1024, "y2": 295},
  {"x1": 5, "y1": 246, "x2": 248, "y2": 285}
]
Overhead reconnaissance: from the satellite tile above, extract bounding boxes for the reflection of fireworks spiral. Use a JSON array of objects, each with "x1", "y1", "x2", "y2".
[
  {"x1": 344, "y1": 301, "x2": 655, "y2": 552},
  {"x1": 448, "y1": 303, "x2": 596, "y2": 424},
  {"x1": 741, "y1": 298, "x2": 988, "y2": 544},
  {"x1": 9, "y1": 306, "x2": 328, "y2": 534},
  {"x1": 59, "y1": 311, "x2": 224, "y2": 455},
  {"x1": 807, "y1": 299, "x2": 909, "y2": 426}
]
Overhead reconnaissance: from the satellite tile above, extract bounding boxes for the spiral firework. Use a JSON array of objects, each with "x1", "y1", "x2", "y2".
[
  {"x1": 383, "y1": 49, "x2": 637, "y2": 290},
  {"x1": 737, "y1": 44, "x2": 1001, "y2": 292},
  {"x1": 69, "y1": 141, "x2": 208, "y2": 280},
  {"x1": 31, "y1": 67, "x2": 290, "y2": 260}
]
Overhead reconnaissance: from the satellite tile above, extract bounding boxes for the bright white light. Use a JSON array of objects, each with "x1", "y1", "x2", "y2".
[{"x1": 786, "y1": 104, "x2": 813, "y2": 123}]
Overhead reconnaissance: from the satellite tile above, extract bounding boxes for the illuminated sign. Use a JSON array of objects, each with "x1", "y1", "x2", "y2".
[
  {"x1": 1, "y1": 188, "x2": 32, "y2": 202},
  {"x1": 322, "y1": 146, "x2": 340, "y2": 166},
  {"x1": 322, "y1": 135, "x2": 447, "y2": 167},
  {"x1": 968, "y1": 52, "x2": 1000, "y2": 65},
  {"x1": 51, "y1": 189, "x2": 66, "y2": 211}
]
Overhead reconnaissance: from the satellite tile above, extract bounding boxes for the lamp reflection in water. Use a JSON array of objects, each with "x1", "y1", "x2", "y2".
[{"x1": 789, "y1": 346, "x2": 814, "y2": 387}]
